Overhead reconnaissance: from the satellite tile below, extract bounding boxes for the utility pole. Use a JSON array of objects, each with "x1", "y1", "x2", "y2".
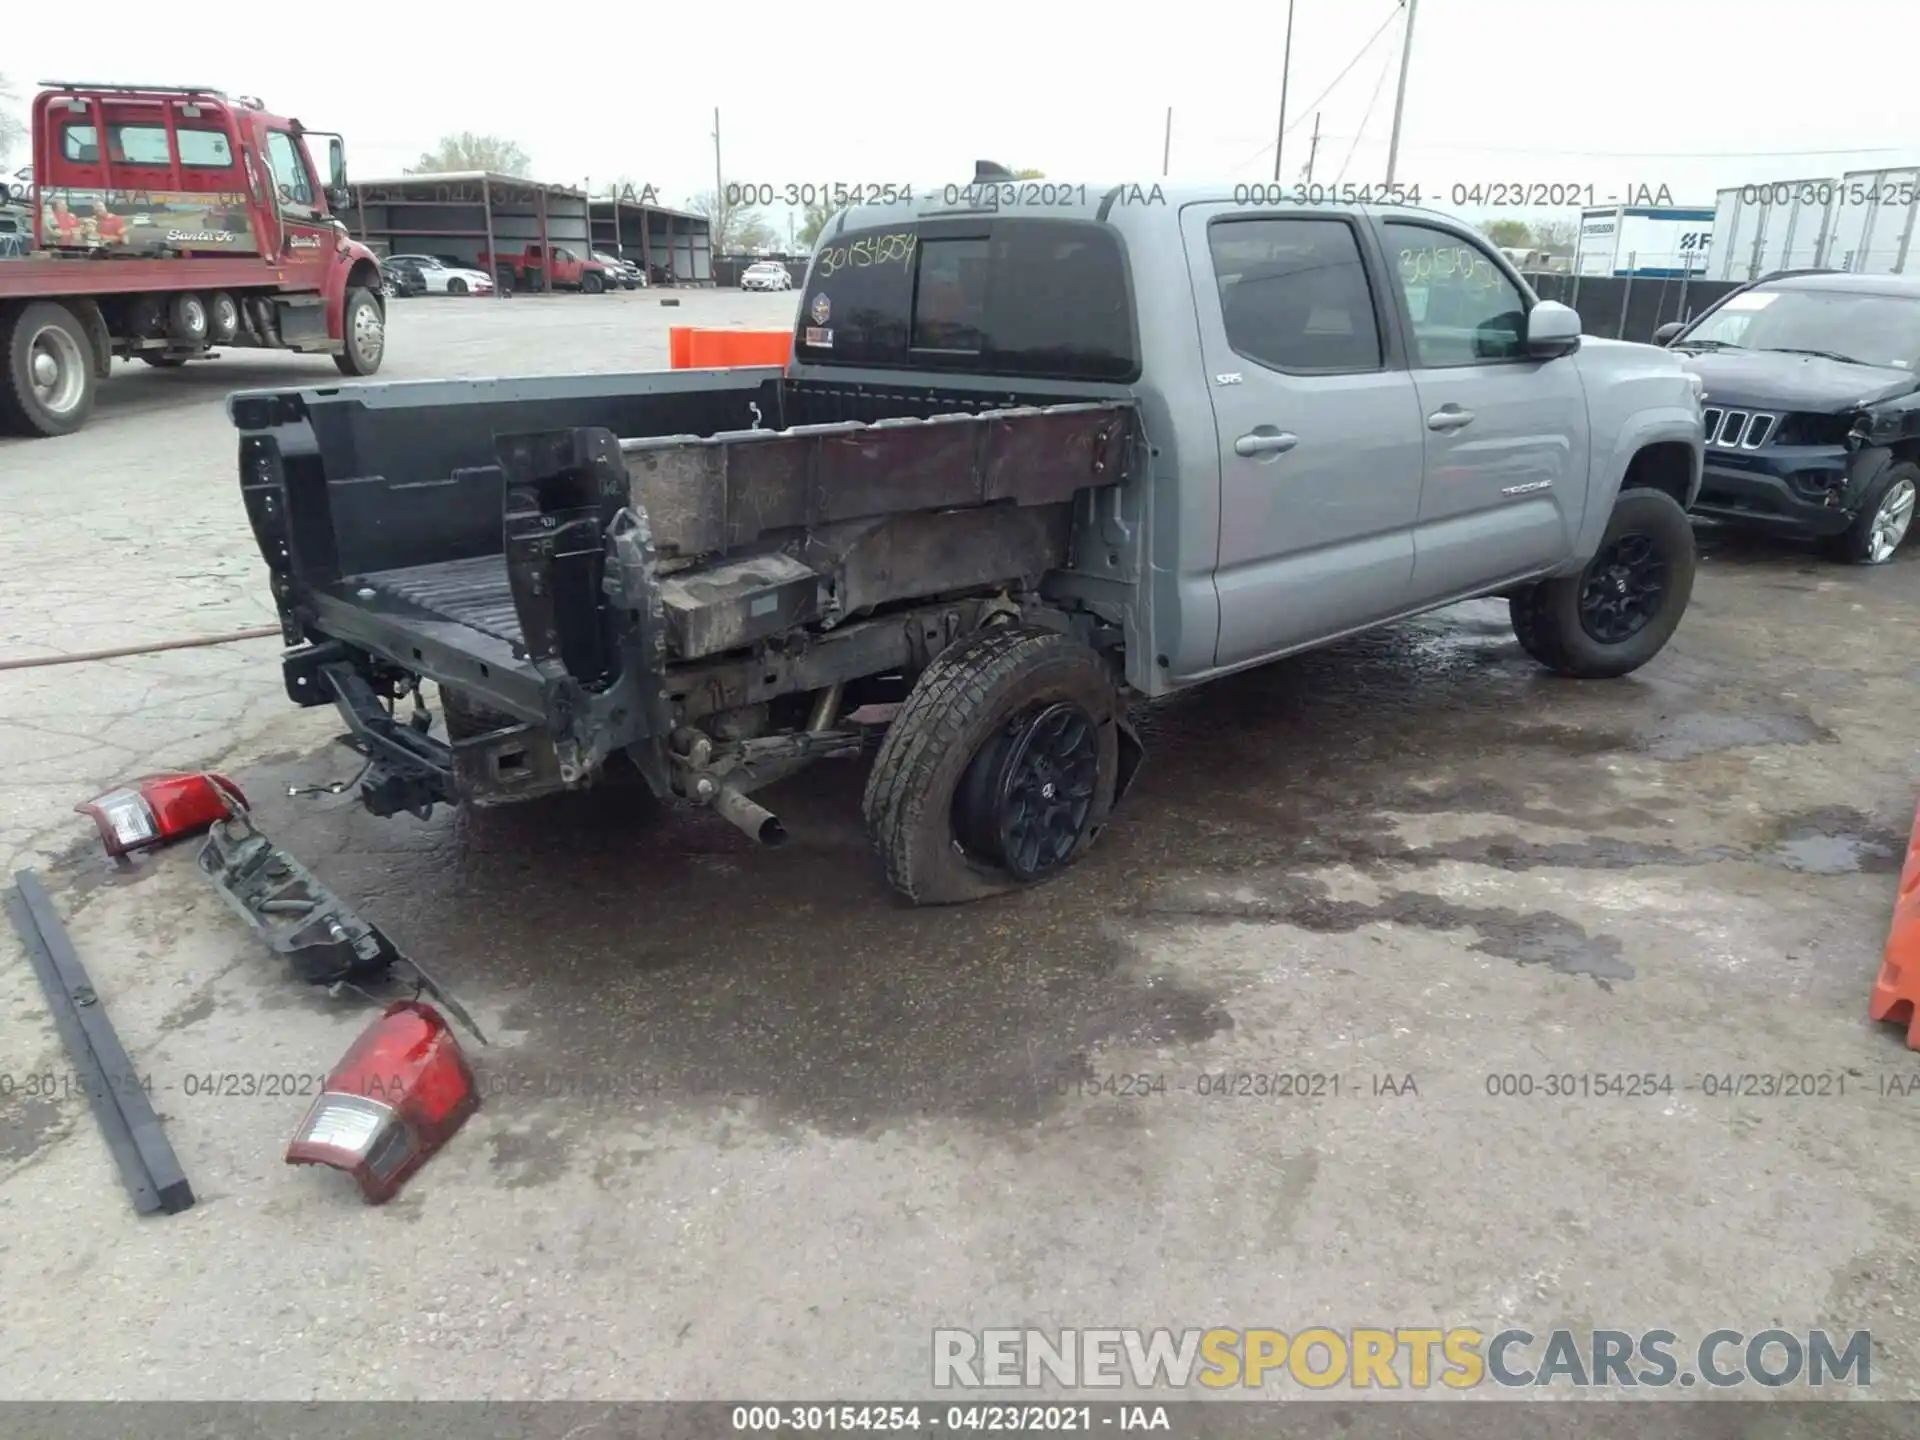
[
  {"x1": 1303, "y1": 112, "x2": 1321, "y2": 185},
  {"x1": 1162, "y1": 107, "x2": 1172, "y2": 177},
  {"x1": 1384, "y1": 0, "x2": 1418, "y2": 186},
  {"x1": 712, "y1": 107, "x2": 724, "y2": 236},
  {"x1": 1272, "y1": 0, "x2": 1296, "y2": 183}
]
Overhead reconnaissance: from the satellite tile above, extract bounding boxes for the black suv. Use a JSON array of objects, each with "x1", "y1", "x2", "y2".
[{"x1": 1659, "y1": 272, "x2": 1920, "y2": 564}]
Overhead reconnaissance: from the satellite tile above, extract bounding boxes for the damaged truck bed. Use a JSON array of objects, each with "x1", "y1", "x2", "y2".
[{"x1": 234, "y1": 366, "x2": 1137, "y2": 877}]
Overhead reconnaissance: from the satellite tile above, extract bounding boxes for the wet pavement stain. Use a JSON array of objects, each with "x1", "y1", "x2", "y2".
[
  {"x1": 207, "y1": 600, "x2": 1876, "y2": 1146},
  {"x1": 0, "y1": 1094, "x2": 67, "y2": 1162},
  {"x1": 1766, "y1": 807, "x2": 1905, "y2": 875},
  {"x1": 1144, "y1": 874, "x2": 1633, "y2": 987},
  {"x1": 155, "y1": 993, "x2": 216, "y2": 1034}
]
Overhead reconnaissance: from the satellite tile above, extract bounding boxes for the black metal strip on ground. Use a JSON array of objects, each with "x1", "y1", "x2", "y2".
[{"x1": 5, "y1": 870, "x2": 194, "y2": 1216}]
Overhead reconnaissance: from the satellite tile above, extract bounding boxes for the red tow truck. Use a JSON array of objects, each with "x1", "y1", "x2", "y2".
[{"x1": 0, "y1": 81, "x2": 386, "y2": 438}]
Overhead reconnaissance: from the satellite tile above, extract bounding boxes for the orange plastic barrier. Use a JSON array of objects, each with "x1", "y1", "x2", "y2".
[
  {"x1": 1869, "y1": 794, "x2": 1920, "y2": 1048},
  {"x1": 666, "y1": 327, "x2": 791, "y2": 370}
]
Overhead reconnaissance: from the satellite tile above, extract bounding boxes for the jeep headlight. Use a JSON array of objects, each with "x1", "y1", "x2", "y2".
[{"x1": 1685, "y1": 371, "x2": 1707, "y2": 413}]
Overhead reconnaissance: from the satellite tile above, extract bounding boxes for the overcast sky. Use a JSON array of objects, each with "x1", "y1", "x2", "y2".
[{"x1": 6, "y1": 0, "x2": 1918, "y2": 234}]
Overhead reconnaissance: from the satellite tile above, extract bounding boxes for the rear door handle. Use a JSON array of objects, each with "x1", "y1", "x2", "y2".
[
  {"x1": 1234, "y1": 431, "x2": 1299, "y2": 456},
  {"x1": 1427, "y1": 406, "x2": 1475, "y2": 432}
]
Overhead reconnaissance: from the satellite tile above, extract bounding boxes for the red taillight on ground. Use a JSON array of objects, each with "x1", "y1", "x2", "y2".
[
  {"x1": 75, "y1": 772, "x2": 246, "y2": 857},
  {"x1": 287, "y1": 1001, "x2": 479, "y2": 1204}
]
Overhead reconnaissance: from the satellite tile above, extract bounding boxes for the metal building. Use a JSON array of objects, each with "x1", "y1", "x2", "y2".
[{"x1": 340, "y1": 172, "x2": 711, "y2": 291}]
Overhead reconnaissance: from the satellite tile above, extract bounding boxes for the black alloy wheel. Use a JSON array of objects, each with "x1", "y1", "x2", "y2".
[
  {"x1": 1577, "y1": 532, "x2": 1668, "y2": 644},
  {"x1": 955, "y1": 702, "x2": 1100, "y2": 881}
]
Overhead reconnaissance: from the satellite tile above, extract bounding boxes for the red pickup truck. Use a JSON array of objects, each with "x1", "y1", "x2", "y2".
[
  {"x1": 0, "y1": 80, "x2": 385, "y2": 437},
  {"x1": 480, "y1": 244, "x2": 612, "y2": 294}
]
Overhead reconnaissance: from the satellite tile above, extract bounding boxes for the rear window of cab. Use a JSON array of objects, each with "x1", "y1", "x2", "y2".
[{"x1": 796, "y1": 218, "x2": 1138, "y2": 383}]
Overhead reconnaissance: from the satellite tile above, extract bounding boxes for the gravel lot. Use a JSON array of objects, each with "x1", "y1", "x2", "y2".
[{"x1": 2, "y1": 290, "x2": 1919, "y2": 1420}]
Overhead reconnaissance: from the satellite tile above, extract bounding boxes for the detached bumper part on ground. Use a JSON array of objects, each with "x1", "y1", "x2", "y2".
[
  {"x1": 5, "y1": 870, "x2": 194, "y2": 1216},
  {"x1": 287, "y1": 1001, "x2": 479, "y2": 1204}
]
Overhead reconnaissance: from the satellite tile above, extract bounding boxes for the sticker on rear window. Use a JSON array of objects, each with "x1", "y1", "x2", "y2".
[{"x1": 805, "y1": 326, "x2": 833, "y2": 347}]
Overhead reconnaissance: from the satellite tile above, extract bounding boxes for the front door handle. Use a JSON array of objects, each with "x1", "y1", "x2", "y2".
[
  {"x1": 1235, "y1": 431, "x2": 1299, "y2": 456},
  {"x1": 1427, "y1": 406, "x2": 1475, "y2": 432}
]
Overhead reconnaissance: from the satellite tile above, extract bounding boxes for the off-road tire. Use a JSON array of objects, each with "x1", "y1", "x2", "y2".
[
  {"x1": 1826, "y1": 459, "x2": 1919, "y2": 565},
  {"x1": 862, "y1": 625, "x2": 1122, "y2": 905},
  {"x1": 332, "y1": 287, "x2": 384, "y2": 377},
  {"x1": 1510, "y1": 488, "x2": 1695, "y2": 679},
  {"x1": 0, "y1": 300, "x2": 96, "y2": 437}
]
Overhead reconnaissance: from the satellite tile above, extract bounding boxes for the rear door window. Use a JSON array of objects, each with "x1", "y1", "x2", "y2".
[
  {"x1": 1207, "y1": 216, "x2": 1383, "y2": 372},
  {"x1": 800, "y1": 218, "x2": 1137, "y2": 382}
]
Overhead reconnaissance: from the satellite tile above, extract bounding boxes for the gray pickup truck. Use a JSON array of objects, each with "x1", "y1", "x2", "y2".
[{"x1": 231, "y1": 180, "x2": 1705, "y2": 904}]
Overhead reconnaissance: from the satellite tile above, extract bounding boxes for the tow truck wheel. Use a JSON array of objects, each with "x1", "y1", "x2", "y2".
[
  {"x1": 168, "y1": 292, "x2": 209, "y2": 345},
  {"x1": 207, "y1": 292, "x2": 240, "y2": 342},
  {"x1": 0, "y1": 301, "x2": 96, "y2": 437},
  {"x1": 863, "y1": 626, "x2": 1123, "y2": 905},
  {"x1": 333, "y1": 288, "x2": 385, "y2": 377}
]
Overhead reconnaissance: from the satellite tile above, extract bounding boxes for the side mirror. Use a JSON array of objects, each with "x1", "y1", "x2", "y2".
[
  {"x1": 1652, "y1": 320, "x2": 1687, "y2": 346},
  {"x1": 1526, "y1": 300, "x2": 1582, "y2": 359},
  {"x1": 324, "y1": 138, "x2": 350, "y2": 213}
]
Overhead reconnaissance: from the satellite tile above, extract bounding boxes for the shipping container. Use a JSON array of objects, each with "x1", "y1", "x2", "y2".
[
  {"x1": 1708, "y1": 177, "x2": 1839, "y2": 280},
  {"x1": 1820, "y1": 167, "x2": 1920, "y2": 274},
  {"x1": 1574, "y1": 206, "x2": 1714, "y2": 277}
]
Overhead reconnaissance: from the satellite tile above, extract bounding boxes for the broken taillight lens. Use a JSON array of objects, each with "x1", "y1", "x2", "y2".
[
  {"x1": 287, "y1": 1001, "x2": 479, "y2": 1205},
  {"x1": 76, "y1": 772, "x2": 246, "y2": 857}
]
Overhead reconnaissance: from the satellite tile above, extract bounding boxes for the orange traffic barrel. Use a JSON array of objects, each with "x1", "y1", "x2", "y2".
[{"x1": 1869, "y1": 793, "x2": 1920, "y2": 1047}]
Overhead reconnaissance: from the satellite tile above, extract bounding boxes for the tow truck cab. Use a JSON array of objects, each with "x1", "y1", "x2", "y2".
[{"x1": 0, "y1": 82, "x2": 385, "y2": 438}]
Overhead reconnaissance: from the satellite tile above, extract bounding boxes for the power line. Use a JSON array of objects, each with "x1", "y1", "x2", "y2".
[
  {"x1": 1336, "y1": 32, "x2": 1400, "y2": 182},
  {"x1": 1232, "y1": 3, "x2": 1405, "y2": 173}
]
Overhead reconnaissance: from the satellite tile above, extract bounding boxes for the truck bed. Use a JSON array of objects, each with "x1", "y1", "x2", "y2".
[{"x1": 235, "y1": 367, "x2": 1135, "y2": 732}]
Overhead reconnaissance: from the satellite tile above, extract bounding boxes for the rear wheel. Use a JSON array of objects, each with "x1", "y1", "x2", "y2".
[
  {"x1": 1509, "y1": 488, "x2": 1696, "y2": 678},
  {"x1": 1828, "y1": 461, "x2": 1918, "y2": 565},
  {"x1": 207, "y1": 291, "x2": 240, "y2": 341},
  {"x1": 167, "y1": 292, "x2": 209, "y2": 345},
  {"x1": 332, "y1": 288, "x2": 385, "y2": 376},
  {"x1": 863, "y1": 626, "x2": 1123, "y2": 904},
  {"x1": 0, "y1": 301, "x2": 96, "y2": 437}
]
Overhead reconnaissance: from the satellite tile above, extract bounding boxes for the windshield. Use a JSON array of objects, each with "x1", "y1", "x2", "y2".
[{"x1": 1681, "y1": 287, "x2": 1920, "y2": 370}]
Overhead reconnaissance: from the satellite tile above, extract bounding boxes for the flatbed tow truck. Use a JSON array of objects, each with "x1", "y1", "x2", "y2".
[{"x1": 0, "y1": 81, "x2": 385, "y2": 437}]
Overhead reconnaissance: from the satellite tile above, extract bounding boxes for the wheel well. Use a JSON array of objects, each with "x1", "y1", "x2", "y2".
[
  {"x1": 347, "y1": 258, "x2": 382, "y2": 305},
  {"x1": 1620, "y1": 441, "x2": 1694, "y2": 509}
]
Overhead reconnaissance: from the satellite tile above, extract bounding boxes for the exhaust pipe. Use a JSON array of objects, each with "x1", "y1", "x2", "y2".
[{"x1": 713, "y1": 785, "x2": 787, "y2": 847}]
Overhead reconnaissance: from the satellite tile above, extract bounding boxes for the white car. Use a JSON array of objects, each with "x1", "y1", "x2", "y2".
[
  {"x1": 386, "y1": 254, "x2": 495, "y2": 295},
  {"x1": 742, "y1": 261, "x2": 793, "y2": 292}
]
